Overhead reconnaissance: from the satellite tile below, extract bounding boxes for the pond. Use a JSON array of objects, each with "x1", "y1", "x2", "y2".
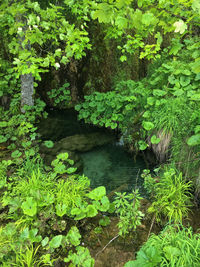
[{"x1": 38, "y1": 108, "x2": 146, "y2": 195}]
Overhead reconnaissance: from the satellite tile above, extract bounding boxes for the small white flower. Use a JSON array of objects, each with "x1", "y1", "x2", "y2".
[
  {"x1": 18, "y1": 27, "x2": 23, "y2": 32},
  {"x1": 33, "y1": 25, "x2": 38, "y2": 29},
  {"x1": 55, "y1": 63, "x2": 60, "y2": 69}
]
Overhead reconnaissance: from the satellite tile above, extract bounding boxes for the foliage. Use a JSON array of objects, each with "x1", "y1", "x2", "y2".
[
  {"x1": 125, "y1": 225, "x2": 200, "y2": 267},
  {"x1": 47, "y1": 82, "x2": 72, "y2": 108},
  {"x1": 114, "y1": 189, "x2": 144, "y2": 237},
  {"x1": 0, "y1": 153, "x2": 113, "y2": 265},
  {"x1": 143, "y1": 168, "x2": 192, "y2": 224}
]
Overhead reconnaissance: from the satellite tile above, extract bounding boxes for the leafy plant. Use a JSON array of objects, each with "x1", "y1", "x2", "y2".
[
  {"x1": 114, "y1": 189, "x2": 144, "y2": 237},
  {"x1": 125, "y1": 225, "x2": 200, "y2": 267},
  {"x1": 147, "y1": 168, "x2": 192, "y2": 224}
]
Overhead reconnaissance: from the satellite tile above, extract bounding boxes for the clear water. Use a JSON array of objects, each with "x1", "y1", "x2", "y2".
[
  {"x1": 39, "y1": 109, "x2": 146, "y2": 194},
  {"x1": 79, "y1": 144, "x2": 146, "y2": 194}
]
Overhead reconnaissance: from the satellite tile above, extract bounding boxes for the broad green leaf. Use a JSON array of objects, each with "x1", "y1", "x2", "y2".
[
  {"x1": 42, "y1": 237, "x2": 49, "y2": 247},
  {"x1": 143, "y1": 121, "x2": 154, "y2": 131},
  {"x1": 56, "y1": 203, "x2": 67, "y2": 217},
  {"x1": 187, "y1": 134, "x2": 200, "y2": 146},
  {"x1": 66, "y1": 226, "x2": 81, "y2": 246},
  {"x1": 49, "y1": 235, "x2": 63, "y2": 249},
  {"x1": 21, "y1": 197, "x2": 37, "y2": 216},
  {"x1": 138, "y1": 140, "x2": 148, "y2": 150},
  {"x1": 11, "y1": 150, "x2": 22, "y2": 158},
  {"x1": 151, "y1": 135, "x2": 160, "y2": 144},
  {"x1": 0, "y1": 121, "x2": 7, "y2": 127},
  {"x1": 86, "y1": 186, "x2": 106, "y2": 201},
  {"x1": 153, "y1": 89, "x2": 167, "y2": 97},
  {"x1": 86, "y1": 205, "x2": 98, "y2": 217},
  {"x1": 0, "y1": 135, "x2": 8, "y2": 143},
  {"x1": 180, "y1": 76, "x2": 190, "y2": 87}
]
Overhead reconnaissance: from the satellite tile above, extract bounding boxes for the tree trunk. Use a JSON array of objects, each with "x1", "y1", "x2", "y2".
[
  {"x1": 21, "y1": 72, "x2": 34, "y2": 112},
  {"x1": 16, "y1": 14, "x2": 34, "y2": 113}
]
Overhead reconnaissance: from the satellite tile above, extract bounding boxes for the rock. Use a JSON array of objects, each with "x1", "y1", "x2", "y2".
[
  {"x1": 41, "y1": 132, "x2": 114, "y2": 155},
  {"x1": 40, "y1": 132, "x2": 114, "y2": 172},
  {"x1": 55, "y1": 132, "x2": 114, "y2": 152}
]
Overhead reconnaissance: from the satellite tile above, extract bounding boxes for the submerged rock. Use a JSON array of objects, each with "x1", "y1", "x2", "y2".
[
  {"x1": 48, "y1": 132, "x2": 114, "y2": 153},
  {"x1": 40, "y1": 132, "x2": 114, "y2": 172}
]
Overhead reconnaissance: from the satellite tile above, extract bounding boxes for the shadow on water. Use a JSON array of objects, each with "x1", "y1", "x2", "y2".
[{"x1": 38, "y1": 109, "x2": 146, "y2": 195}]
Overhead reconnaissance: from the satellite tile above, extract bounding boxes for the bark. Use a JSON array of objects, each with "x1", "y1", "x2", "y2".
[
  {"x1": 21, "y1": 72, "x2": 34, "y2": 112},
  {"x1": 16, "y1": 14, "x2": 34, "y2": 113}
]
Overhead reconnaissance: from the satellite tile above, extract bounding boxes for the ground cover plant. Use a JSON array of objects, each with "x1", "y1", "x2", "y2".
[{"x1": 125, "y1": 225, "x2": 200, "y2": 267}]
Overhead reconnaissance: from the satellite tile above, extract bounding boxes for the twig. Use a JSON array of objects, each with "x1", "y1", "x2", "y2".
[
  {"x1": 95, "y1": 235, "x2": 119, "y2": 258},
  {"x1": 147, "y1": 214, "x2": 156, "y2": 240}
]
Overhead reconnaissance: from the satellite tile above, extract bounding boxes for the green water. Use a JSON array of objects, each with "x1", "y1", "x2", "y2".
[
  {"x1": 39, "y1": 109, "x2": 146, "y2": 194},
  {"x1": 80, "y1": 144, "x2": 145, "y2": 194}
]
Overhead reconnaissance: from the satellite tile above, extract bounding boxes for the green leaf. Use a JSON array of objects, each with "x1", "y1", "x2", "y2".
[
  {"x1": 124, "y1": 261, "x2": 136, "y2": 267},
  {"x1": 42, "y1": 237, "x2": 49, "y2": 247},
  {"x1": 66, "y1": 226, "x2": 81, "y2": 246},
  {"x1": 49, "y1": 235, "x2": 63, "y2": 249},
  {"x1": 147, "y1": 97, "x2": 155, "y2": 106},
  {"x1": 21, "y1": 197, "x2": 37, "y2": 216},
  {"x1": 151, "y1": 135, "x2": 160, "y2": 144},
  {"x1": 99, "y1": 216, "x2": 111, "y2": 227},
  {"x1": 44, "y1": 140, "x2": 54, "y2": 148},
  {"x1": 0, "y1": 121, "x2": 8, "y2": 127},
  {"x1": 120, "y1": 55, "x2": 127, "y2": 62},
  {"x1": 66, "y1": 167, "x2": 77, "y2": 174},
  {"x1": 142, "y1": 12, "x2": 157, "y2": 26},
  {"x1": 138, "y1": 141, "x2": 148, "y2": 150},
  {"x1": 187, "y1": 134, "x2": 200, "y2": 146},
  {"x1": 153, "y1": 89, "x2": 167, "y2": 97},
  {"x1": 99, "y1": 196, "x2": 110, "y2": 212},
  {"x1": 143, "y1": 121, "x2": 154, "y2": 131},
  {"x1": 180, "y1": 76, "x2": 190, "y2": 87},
  {"x1": 11, "y1": 150, "x2": 22, "y2": 158},
  {"x1": 86, "y1": 186, "x2": 106, "y2": 201},
  {"x1": 0, "y1": 135, "x2": 8, "y2": 143},
  {"x1": 57, "y1": 152, "x2": 69, "y2": 160},
  {"x1": 86, "y1": 205, "x2": 98, "y2": 217},
  {"x1": 56, "y1": 203, "x2": 67, "y2": 217}
]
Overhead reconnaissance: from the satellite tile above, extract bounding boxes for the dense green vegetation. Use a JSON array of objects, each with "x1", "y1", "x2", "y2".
[{"x1": 0, "y1": 0, "x2": 200, "y2": 266}]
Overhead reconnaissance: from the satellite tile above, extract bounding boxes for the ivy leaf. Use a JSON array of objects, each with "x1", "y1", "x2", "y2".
[{"x1": 173, "y1": 20, "x2": 187, "y2": 34}]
